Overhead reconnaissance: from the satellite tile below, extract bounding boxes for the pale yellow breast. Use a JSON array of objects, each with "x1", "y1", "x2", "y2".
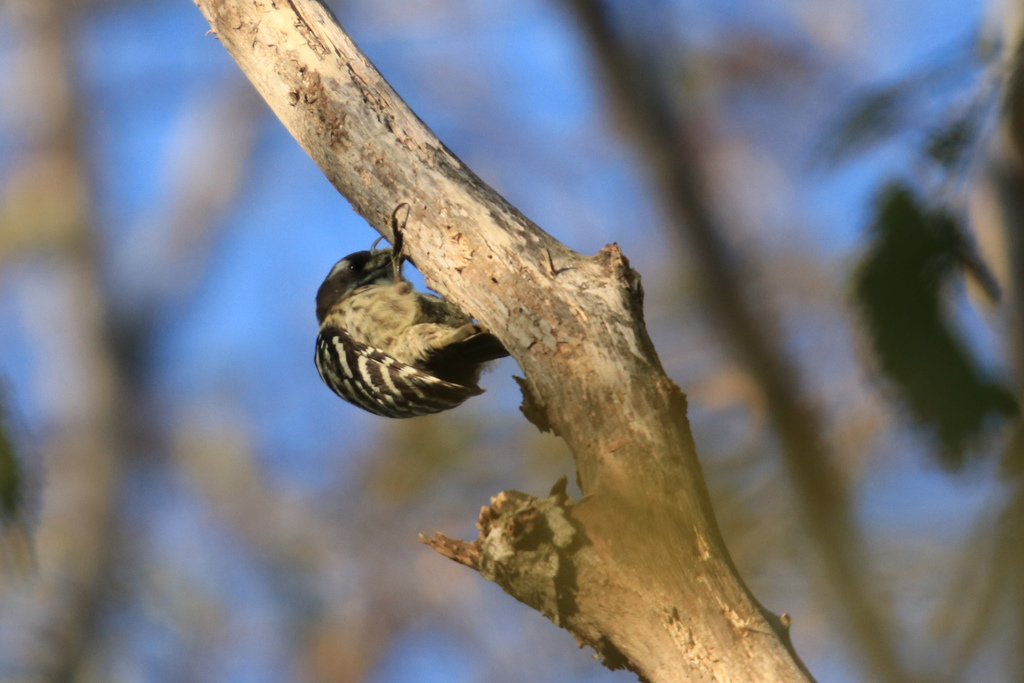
[{"x1": 325, "y1": 283, "x2": 422, "y2": 353}]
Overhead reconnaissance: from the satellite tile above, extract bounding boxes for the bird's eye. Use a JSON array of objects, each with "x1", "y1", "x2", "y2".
[{"x1": 335, "y1": 251, "x2": 372, "y2": 277}]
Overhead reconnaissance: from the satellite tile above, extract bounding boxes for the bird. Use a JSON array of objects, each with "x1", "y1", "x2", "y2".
[{"x1": 314, "y1": 240, "x2": 508, "y2": 418}]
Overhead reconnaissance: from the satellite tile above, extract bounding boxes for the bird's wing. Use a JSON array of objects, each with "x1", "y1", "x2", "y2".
[{"x1": 315, "y1": 326, "x2": 482, "y2": 418}]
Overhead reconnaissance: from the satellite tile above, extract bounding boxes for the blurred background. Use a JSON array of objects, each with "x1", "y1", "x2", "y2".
[{"x1": 1, "y1": 0, "x2": 1023, "y2": 681}]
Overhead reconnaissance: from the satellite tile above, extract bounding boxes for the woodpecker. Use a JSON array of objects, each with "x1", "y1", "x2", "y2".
[{"x1": 314, "y1": 242, "x2": 508, "y2": 418}]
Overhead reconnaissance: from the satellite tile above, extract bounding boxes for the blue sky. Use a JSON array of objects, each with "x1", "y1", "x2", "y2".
[{"x1": 0, "y1": 0, "x2": 1011, "y2": 681}]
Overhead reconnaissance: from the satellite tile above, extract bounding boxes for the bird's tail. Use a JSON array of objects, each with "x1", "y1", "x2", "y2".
[{"x1": 423, "y1": 331, "x2": 509, "y2": 387}]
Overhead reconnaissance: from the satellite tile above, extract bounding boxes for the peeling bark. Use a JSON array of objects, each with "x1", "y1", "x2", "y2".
[
  {"x1": 424, "y1": 484, "x2": 809, "y2": 681},
  {"x1": 192, "y1": 1, "x2": 814, "y2": 679}
]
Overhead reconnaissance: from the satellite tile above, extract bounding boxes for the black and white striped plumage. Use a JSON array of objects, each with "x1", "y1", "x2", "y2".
[{"x1": 314, "y1": 247, "x2": 508, "y2": 418}]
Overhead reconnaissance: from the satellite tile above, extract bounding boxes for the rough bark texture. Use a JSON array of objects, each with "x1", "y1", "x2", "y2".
[
  {"x1": 192, "y1": 1, "x2": 814, "y2": 680},
  {"x1": 559, "y1": 3, "x2": 909, "y2": 682}
]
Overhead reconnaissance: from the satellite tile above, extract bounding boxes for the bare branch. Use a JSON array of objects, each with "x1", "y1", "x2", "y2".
[
  {"x1": 192, "y1": 0, "x2": 814, "y2": 679},
  {"x1": 422, "y1": 486, "x2": 808, "y2": 681},
  {"x1": 558, "y1": 2, "x2": 912, "y2": 681}
]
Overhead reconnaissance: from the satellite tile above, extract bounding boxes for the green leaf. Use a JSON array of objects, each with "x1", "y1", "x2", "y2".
[{"x1": 853, "y1": 184, "x2": 1018, "y2": 467}]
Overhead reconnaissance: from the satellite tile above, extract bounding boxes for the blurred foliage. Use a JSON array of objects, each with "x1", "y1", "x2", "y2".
[
  {"x1": 1003, "y1": 423, "x2": 1024, "y2": 476},
  {"x1": 853, "y1": 185, "x2": 1017, "y2": 467},
  {"x1": 2, "y1": 0, "x2": 1024, "y2": 680},
  {"x1": 367, "y1": 416, "x2": 476, "y2": 502},
  {"x1": 0, "y1": 393, "x2": 20, "y2": 520},
  {"x1": 0, "y1": 390, "x2": 33, "y2": 580},
  {"x1": 925, "y1": 114, "x2": 979, "y2": 170},
  {"x1": 821, "y1": 39, "x2": 994, "y2": 166},
  {"x1": 0, "y1": 156, "x2": 85, "y2": 261},
  {"x1": 823, "y1": 86, "x2": 914, "y2": 162}
]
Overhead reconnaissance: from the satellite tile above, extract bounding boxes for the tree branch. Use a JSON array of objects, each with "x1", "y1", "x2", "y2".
[
  {"x1": 557, "y1": 2, "x2": 912, "y2": 681},
  {"x1": 193, "y1": 1, "x2": 813, "y2": 679}
]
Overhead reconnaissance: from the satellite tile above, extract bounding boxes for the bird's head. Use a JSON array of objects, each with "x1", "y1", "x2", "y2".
[{"x1": 316, "y1": 247, "x2": 398, "y2": 324}]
